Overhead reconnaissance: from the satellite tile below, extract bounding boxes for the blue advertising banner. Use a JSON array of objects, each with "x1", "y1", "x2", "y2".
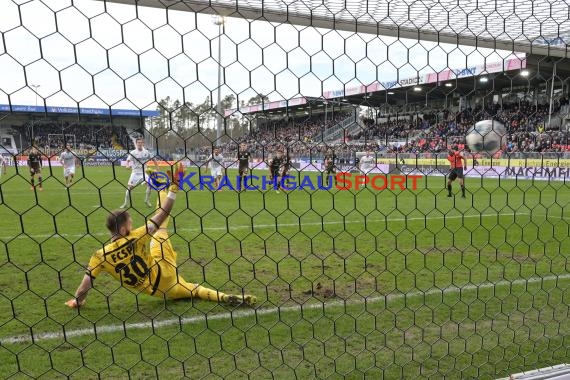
[{"x1": 0, "y1": 104, "x2": 159, "y2": 117}]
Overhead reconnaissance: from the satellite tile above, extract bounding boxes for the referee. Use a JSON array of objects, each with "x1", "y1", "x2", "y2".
[{"x1": 446, "y1": 145, "x2": 467, "y2": 198}]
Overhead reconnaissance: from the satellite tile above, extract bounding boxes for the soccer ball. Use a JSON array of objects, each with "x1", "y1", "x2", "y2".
[{"x1": 465, "y1": 120, "x2": 507, "y2": 155}]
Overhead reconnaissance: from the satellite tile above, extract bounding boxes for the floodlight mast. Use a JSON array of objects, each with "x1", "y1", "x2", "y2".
[
  {"x1": 213, "y1": 15, "x2": 225, "y2": 142},
  {"x1": 31, "y1": 84, "x2": 40, "y2": 144}
]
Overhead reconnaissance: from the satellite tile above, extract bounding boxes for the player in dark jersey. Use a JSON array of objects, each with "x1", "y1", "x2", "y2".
[
  {"x1": 447, "y1": 146, "x2": 467, "y2": 198},
  {"x1": 27, "y1": 146, "x2": 43, "y2": 191},
  {"x1": 281, "y1": 150, "x2": 293, "y2": 190},
  {"x1": 323, "y1": 150, "x2": 336, "y2": 185},
  {"x1": 237, "y1": 143, "x2": 251, "y2": 190},
  {"x1": 269, "y1": 151, "x2": 283, "y2": 193}
]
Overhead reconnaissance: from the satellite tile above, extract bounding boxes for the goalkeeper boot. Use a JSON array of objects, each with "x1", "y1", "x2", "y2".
[{"x1": 222, "y1": 294, "x2": 257, "y2": 306}]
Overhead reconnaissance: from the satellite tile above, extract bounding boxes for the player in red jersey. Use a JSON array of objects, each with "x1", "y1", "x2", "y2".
[{"x1": 447, "y1": 146, "x2": 467, "y2": 198}]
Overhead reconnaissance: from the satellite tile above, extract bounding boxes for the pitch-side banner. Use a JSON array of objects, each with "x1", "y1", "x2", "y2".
[
  {"x1": 393, "y1": 164, "x2": 569, "y2": 181},
  {"x1": 377, "y1": 157, "x2": 570, "y2": 168}
]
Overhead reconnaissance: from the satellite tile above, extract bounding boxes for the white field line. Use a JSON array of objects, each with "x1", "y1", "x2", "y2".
[
  {"x1": 0, "y1": 185, "x2": 445, "y2": 198},
  {"x1": 0, "y1": 211, "x2": 547, "y2": 241},
  {"x1": 2, "y1": 273, "x2": 569, "y2": 345}
]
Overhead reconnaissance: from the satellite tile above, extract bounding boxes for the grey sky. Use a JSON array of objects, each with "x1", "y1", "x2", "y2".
[{"x1": 0, "y1": 0, "x2": 521, "y2": 113}]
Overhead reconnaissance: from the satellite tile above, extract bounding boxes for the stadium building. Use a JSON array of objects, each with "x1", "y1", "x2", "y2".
[
  {"x1": 0, "y1": 105, "x2": 159, "y2": 160},
  {"x1": 225, "y1": 54, "x2": 570, "y2": 148}
]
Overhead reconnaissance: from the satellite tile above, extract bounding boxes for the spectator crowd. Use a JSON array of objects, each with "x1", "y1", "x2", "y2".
[
  {"x1": 213, "y1": 98, "x2": 569, "y2": 162},
  {"x1": 6, "y1": 97, "x2": 569, "y2": 163}
]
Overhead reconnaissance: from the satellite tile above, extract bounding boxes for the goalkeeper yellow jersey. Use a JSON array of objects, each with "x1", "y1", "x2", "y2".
[{"x1": 87, "y1": 225, "x2": 162, "y2": 296}]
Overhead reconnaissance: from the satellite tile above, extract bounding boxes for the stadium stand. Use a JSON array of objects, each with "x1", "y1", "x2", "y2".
[{"x1": 214, "y1": 98, "x2": 569, "y2": 162}]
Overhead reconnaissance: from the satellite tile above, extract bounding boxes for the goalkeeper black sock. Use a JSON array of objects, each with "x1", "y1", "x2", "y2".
[
  {"x1": 447, "y1": 184, "x2": 452, "y2": 195},
  {"x1": 194, "y1": 285, "x2": 226, "y2": 302},
  {"x1": 39, "y1": 177, "x2": 42, "y2": 187},
  {"x1": 461, "y1": 185, "x2": 465, "y2": 196},
  {"x1": 31, "y1": 178, "x2": 35, "y2": 187}
]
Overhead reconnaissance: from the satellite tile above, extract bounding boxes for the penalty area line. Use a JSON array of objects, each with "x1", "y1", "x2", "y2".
[
  {"x1": 2, "y1": 273, "x2": 569, "y2": 345},
  {"x1": 0, "y1": 211, "x2": 541, "y2": 240}
]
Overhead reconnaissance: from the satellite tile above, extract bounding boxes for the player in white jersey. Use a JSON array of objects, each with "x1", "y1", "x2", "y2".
[
  {"x1": 120, "y1": 138, "x2": 158, "y2": 208},
  {"x1": 59, "y1": 144, "x2": 77, "y2": 187},
  {"x1": 204, "y1": 148, "x2": 224, "y2": 190},
  {"x1": 0, "y1": 155, "x2": 7, "y2": 180},
  {"x1": 359, "y1": 151, "x2": 376, "y2": 176}
]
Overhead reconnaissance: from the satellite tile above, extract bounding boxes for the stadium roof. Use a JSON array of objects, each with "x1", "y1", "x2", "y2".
[
  {"x1": 223, "y1": 54, "x2": 570, "y2": 116},
  {"x1": 104, "y1": 0, "x2": 570, "y2": 58},
  {"x1": 100, "y1": 1, "x2": 570, "y2": 117},
  {"x1": 0, "y1": 105, "x2": 159, "y2": 118}
]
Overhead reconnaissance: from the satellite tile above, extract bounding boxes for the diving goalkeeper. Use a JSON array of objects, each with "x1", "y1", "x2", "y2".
[{"x1": 66, "y1": 164, "x2": 257, "y2": 308}]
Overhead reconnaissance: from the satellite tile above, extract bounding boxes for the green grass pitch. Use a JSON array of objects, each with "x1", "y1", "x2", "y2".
[{"x1": 0, "y1": 165, "x2": 569, "y2": 379}]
